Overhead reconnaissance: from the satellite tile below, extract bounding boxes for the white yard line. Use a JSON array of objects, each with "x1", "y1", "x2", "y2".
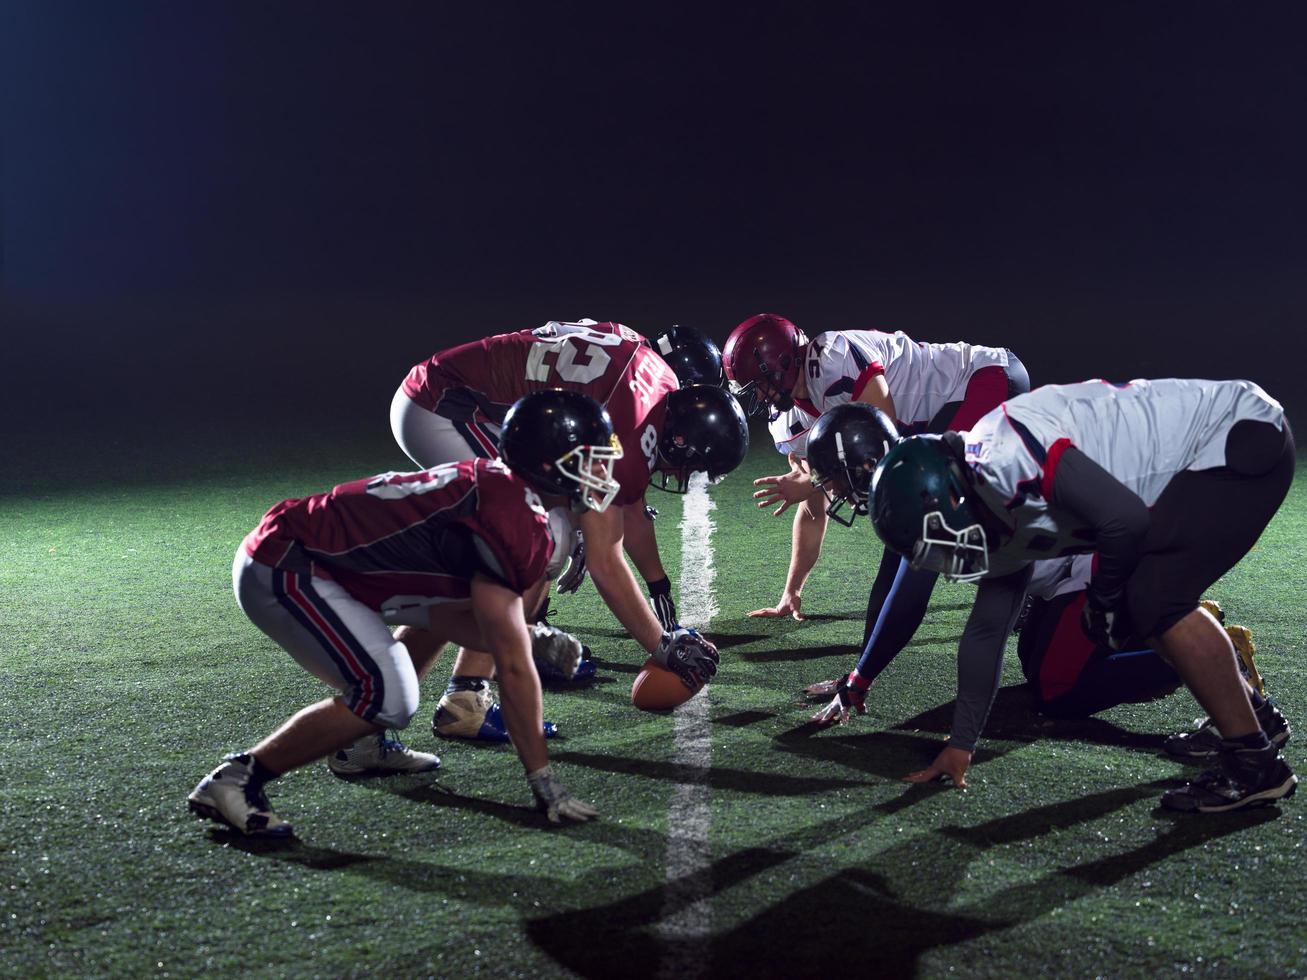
[{"x1": 657, "y1": 472, "x2": 717, "y2": 979}]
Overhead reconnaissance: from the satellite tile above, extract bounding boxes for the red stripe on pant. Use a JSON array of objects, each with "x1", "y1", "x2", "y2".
[
  {"x1": 946, "y1": 365, "x2": 1011, "y2": 431},
  {"x1": 284, "y1": 573, "x2": 376, "y2": 718}
]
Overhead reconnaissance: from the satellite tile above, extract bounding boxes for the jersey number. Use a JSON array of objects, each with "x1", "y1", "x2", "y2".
[
  {"x1": 525, "y1": 338, "x2": 613, "y2": 384},
  {"x1": 365, "y1": 463, "x2": 462, "y2": 499}
]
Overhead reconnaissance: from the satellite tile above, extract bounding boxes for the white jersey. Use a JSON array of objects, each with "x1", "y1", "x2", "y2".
[
  {"x1": 963, "y1": 378, "x2": 1286, "y2": 576},
  {"x1": 804, "y1": 330, "x2": 1010, "y2": 427},
  {"x1": 768, "y1": 405, "x2": 819, "y2": 457}
]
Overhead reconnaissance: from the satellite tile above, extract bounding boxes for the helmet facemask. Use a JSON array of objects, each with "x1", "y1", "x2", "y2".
[
  {"x1": 813, "y1": 430, "x2": 872, "y2": 527},
  {"x1": 910, "y1": 510, "x2": 989, "y2": 582},
  {"x1": 553, "y1": 435, "x2": 624, "y2": 513}
]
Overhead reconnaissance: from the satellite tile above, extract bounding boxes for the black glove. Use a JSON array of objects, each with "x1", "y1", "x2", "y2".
[
  {"x1": 647, "y1": 576, "x2": 678, "y2": 631},
  {"x1": 1081, "y1": 591, "x2": 1129, "y2": 651},
  {"x1": 556, "y1": 529, "x2": 587, "y2": 595},
  {"x1": 655, "y1": 628, "x2": 720, "y2": 689}
]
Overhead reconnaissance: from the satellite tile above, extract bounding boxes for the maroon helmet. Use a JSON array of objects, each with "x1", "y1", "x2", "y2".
[{"x1": 722, "y1": 313, "x2": 805, "y2": 416}]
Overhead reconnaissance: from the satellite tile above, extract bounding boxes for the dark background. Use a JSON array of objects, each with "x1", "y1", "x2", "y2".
[{"x1": 2, "y1": 2, "x2": 1305, "y2": 452}]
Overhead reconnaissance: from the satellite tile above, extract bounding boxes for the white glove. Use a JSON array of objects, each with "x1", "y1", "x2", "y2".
[
  {"x1": 530, "y1": 623, "x2": 584, "y2": 680},
  {"x1": 527, "y1": 765, "x2": 598, "y2": 824}
]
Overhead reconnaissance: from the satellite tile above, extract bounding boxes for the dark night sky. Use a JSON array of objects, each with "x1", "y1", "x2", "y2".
[{"x1": 2, "y1": 2, "x2": 1305, "y2": 438}]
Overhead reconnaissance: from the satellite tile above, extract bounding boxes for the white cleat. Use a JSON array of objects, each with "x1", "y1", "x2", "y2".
[
  {"x1": 187, "y1": 754, "x2": 294, "y2": 837},
  {"x1": 326, "y1": 733, "x2": 441, "y2": 777}
]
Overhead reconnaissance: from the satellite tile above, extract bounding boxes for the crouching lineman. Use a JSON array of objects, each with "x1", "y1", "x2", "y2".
[
  {"x1": 189, "y1": 391, "x2": 632, "y2": 836},
  {"x1": 726, "y1": 313, "x2": 1029, "y2": 678},
  {"x1": 390, "y1": 319, "x2": 746, "y2": 739},
  {"x1": 867, "y1": 378, "x2": 1295, "y2": 813}
]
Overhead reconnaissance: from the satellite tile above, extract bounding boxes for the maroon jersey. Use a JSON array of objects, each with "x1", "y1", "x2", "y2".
[
  {"x1": 243, "y1": 459, "x2": 553, "y2": 611},
  {"x1": 401, "y1": 320, "x2": 679, "y2": 505}
]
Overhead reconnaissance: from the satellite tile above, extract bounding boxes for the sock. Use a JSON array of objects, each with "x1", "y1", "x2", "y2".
[
  {"x1": 1249, "y1": 689, "x2": 1267, "y2": 711},
  {"x1": 445, "y1": 676, "x2": 490, "y2": 696},
  {"x1": 1224, "y1": 731, "x2": 1272, "y2": 752},
  {"x1": 247, "y1": 754, "x2": 281, "y2": 786}
]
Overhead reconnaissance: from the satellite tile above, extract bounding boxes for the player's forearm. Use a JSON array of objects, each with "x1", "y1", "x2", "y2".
[
  {"x1": 495, "y1": 651, "x2": 548, "y2": 772},
  {"x1": 783, "y1": 497, "x2": 827, "y2": 595},
  {"x1": 588, "y1": 548, "x2": 665, "y2": 652},
  {"x1": 949, "y1": 569, "x2": 1032, "y2": 751},
  {"x1": 621, "y1": 503, "x2": 667, "y2": 583}
]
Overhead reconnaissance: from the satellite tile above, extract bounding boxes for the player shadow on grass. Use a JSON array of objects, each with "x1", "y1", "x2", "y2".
[
  {"x1": 525, "y1": 779, "x2": 1280, "y2": 978},
  {"x1": 889, "y1": 684, "x2": 1170, "y2": 753},
  {"x1": 550, "y1": 749, "x2": 871, "y2": 797}
]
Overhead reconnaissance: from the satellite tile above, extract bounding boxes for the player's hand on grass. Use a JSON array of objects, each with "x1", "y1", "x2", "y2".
[
  {"x1": 903, "y1": 744, "x2": 973, "y2": 789},
  {"x1": 747, "y1": 590, "x2": 805, "y2": 621},
  {"x1": 752, "y1": 452, "x2": 818, "y2": 516},
  {"x1": 810, "y1": 673, "x2": 869, "y2": 726},
  {"x1": 527, "y1": 765, "x2": 598, "y2": 823}
]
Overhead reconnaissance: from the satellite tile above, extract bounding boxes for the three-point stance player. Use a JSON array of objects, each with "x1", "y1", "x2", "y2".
[
  {"x1": 869, "y1": 378, "x2": 1295, "y2": 813},
  {"x1": 188, "y1": 391, "x2": 623, "y2": 836},
  {"x1": 724, "y1": 313, "x2": 1028, "y2": 718},
  {"x1": 391, "y1": 320, "x2": 744, "y2": 738}
]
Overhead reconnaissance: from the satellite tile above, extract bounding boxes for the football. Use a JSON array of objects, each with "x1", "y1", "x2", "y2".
[{"x1": 631, "y1": 657, "x2": 702, "y2": 711}]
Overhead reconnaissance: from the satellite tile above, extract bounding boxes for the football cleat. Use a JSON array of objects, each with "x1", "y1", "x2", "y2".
[
  {"x1": 531, "y1": 623, "x2": 586, "y2": 683},
  {"x1": 1161, "y1": 742, "x2": 1297, "y2": 813},
  {"x1": 1165, "y1": 698, "x2": 1291, "y2": 761},
  {"x1": 1226, "y1": 624, "x2": 1266, "y2": 698},
  {"x1": 187, "y1": 753, "x2": 294, "y2": 837},
  {"x1": 433, "y1": 688, "x2": 559, "y2": 743},
  {"x1": 326, "y1": 733, "x2": 441, "y2": 777},
  {"x1": 535, "y1": 647, "x2": 598, "y2": 687},
  {"x1": 1199, "y1": 598, "x2": 1225, "y2": 624}
]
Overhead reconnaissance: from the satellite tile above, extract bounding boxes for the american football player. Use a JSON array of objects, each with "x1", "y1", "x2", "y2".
[
  {"x1": 868, "y1": 378, "x2": 1296, "y2": 813},
  {"x1": 727, "y1": 313, "x2": 1029, "y2": 696},
  {"x1": 188, "y1": 391, "x2": 622, "y2": 836},
  {"x1": 391, "y1": 320, "x2": 745, "y2": 738}
]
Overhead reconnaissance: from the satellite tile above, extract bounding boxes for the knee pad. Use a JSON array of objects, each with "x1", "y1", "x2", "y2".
[{"x1": 366, "y1": 654, "x2": 422, "y2": 729}]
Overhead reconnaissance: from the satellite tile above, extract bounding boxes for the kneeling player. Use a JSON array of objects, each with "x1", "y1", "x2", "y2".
[
  {"x1": 1018, "y1": 558, "x2": 1289, "y2": 757},
  {"x1": 187, "y1": 391, "x2": 620, "y2": 836},
  {"x1": 869, "y1": 378, "x2": 1296, "y2": 813}
]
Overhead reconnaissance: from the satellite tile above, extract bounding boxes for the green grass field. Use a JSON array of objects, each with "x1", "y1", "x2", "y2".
[{"x1": 3, "y1": 421, "x2": 1305, "y2": 978}]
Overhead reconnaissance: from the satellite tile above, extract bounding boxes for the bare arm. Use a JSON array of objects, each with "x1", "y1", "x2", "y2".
[
  {"x1": 749, "y1": 493, "x2": 827, "y2": 620},
  {"x1": 581, "y1": 503, "x2": 665, "y2": 653},
  {"x1": 621, "y1": 500, "x2": 667, "y2": 582},
  {"x1": 854, "y1": 372, "x2": 897, "y2": 419},
  {"x1": 471, "y1": 574, "x2": 547, "y2": 773}
]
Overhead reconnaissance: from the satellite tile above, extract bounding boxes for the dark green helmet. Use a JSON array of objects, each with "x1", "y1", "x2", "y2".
[
  {"x1": 806, "y1": 403, "x2": 901, "y2": 527},
  {"x1": 869, "y1": 435, "x2": 990, "y2": 582}
]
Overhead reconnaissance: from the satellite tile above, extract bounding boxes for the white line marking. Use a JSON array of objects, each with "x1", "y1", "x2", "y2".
[{"x1": 657, "y1": 472, "x2": 716, "y2": 978}]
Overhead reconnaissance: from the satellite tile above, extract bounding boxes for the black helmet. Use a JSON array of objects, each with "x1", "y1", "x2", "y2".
[
  {"x1": 806, "y1": 403, "x2": 901, "y2": 527},
  {"x1": 654, "y1": 385, "x2": 750, "y2": 493},
  {"x1": 500, "y1": 390, "x2": 624, "y2": 512},
  {"x1": 652, "y1": 325, "x2": 726, "y2": 387},
  {"x1": 871, "y1": 434, "x2": 990, "y2": 582}
]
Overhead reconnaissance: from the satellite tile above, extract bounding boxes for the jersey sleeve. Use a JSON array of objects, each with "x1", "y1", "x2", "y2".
[
  {"x1": 465, "y1": 468, "x2": 554, "y2": 594},
  {"x1": 806, "y1": 332, "x2": 887, "y2": 412},
  {"x1": 769, "y1": 406, "x2": 816, "y2": 457}
]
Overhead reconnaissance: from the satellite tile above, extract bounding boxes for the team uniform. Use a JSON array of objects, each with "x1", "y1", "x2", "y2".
[
  {"x1": 392, "y1": 320, "x2": 679, "y2": 507},
  {"x1": 769, "y1": 405, "x2": 818, "y2": 457},
  {"x1": 1016, "y1": 554, "x2": 1181, "y2": 716},
  {"x1": 801, "y1": 330, "x2": 1025, "y2": 431},
  {"x1": 235, "y1": 459, "x2": 555, "y2": 728},
  {"x1": 944, "y1": 378, "x2": 1293, "y2": 751},
  {"x1": 802, "y1": 331, "x2": 1029, "y2": 685}
]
